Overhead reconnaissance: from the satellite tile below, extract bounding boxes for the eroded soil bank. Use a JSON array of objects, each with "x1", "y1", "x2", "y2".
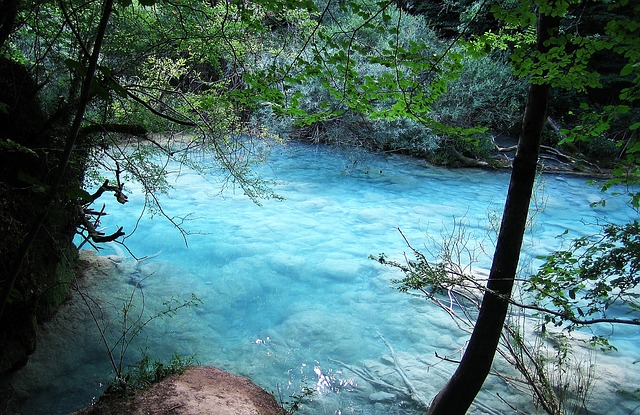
[{"x1": 72, "y1": 366, "x2": 287, "y2": 415}]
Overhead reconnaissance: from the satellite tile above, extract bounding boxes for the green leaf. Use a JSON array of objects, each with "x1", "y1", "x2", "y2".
[
  {"x1": 17, "y1": 171, "x2": 48, "y2": 193},
  {"x1": 63, "y1": 58, "x2": 87, "y2": 75},
  {"x1": 0, "y1": 139, "x2": 38, "y2": 156},
  {"x1": 68, "y1": 187, "x2": 93, "y2": 203},
  {"x1": 620, "y1": 63, "x2": 635, "y2": 76}
]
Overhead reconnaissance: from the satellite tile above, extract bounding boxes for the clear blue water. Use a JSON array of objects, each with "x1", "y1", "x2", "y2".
[{"x1": 4, "y1": 142, "x2": 639, "y2": 414}]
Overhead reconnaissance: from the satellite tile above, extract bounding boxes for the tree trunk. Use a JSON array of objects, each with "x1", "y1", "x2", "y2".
[{"x1": 427, "y1": 11, "x2": 559, "y2": 415}]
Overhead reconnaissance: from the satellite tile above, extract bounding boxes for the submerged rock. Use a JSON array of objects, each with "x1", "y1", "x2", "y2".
[{"x1": 369, "y1": 391, "x2": 396, "y2": 402}]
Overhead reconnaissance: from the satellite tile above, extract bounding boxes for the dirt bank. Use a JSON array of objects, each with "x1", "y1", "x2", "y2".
[{"x1": 72, "y1": 365, "x2": 287, "y2": 415}]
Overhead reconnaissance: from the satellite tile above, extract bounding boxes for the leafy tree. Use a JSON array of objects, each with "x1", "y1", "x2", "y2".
[
  {"x1": 423, "y1": 0, "x2": 639, "y2": 412},
  {"x1": 244, "y1": 1, "x2": 640, "y2": 411},
  {"x1": 279, "y1": 0, "x2": 638, "y2": 413},
  {"x1": 433, "y1": 54, "x2": 528, "y2": 137},
  {"x1": 365, "y1": 0, "x2": 640, "y2": 413},
  {"x1": 255, "y1": 0, "x2": 498, "y2": 163},
  {"x1": 378, "y1": 213, "x2": 640, "y2": 414},
  {"x1": 528, "y1": 221, "x2": 640, "y2": 331},
  {"x1": 0, "y1": 0, "x2": 306, "y2": 373},
  {"x1": 426, "y1": 9, "x2": 560, "y2": 413}
]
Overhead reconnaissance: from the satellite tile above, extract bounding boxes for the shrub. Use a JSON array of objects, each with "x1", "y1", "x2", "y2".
[
  {"x1": 432, "y1": 54, "x2": 527, "y2": 135},
  {"x1": 110, "y1": 352, "x2": 197, "y2": 393}
]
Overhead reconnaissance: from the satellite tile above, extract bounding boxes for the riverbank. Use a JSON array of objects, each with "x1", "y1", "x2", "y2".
[
  {"x1": 69, "y1": 253, "x2": 287, "y2": 415},
  {"x1": 71, "y1": 365, "x2": 286, "y2": 415},
  {"x1": 0, "y1": 251, "x2": 288, "y2": 415}
]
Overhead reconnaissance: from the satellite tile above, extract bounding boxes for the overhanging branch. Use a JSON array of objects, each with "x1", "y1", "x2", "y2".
[{"x1": 505, "y1": 296, "x2": 640, "y2": 327}]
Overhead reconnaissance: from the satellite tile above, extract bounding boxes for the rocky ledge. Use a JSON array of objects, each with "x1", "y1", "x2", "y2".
[{"x1": 72, "y1": 366, "x2": 286, "y2": 415}]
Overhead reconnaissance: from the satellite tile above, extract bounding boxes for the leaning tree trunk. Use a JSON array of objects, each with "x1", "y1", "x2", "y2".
[{"x1": 427, "y1": 11, "x2": 559, "y2": 415}]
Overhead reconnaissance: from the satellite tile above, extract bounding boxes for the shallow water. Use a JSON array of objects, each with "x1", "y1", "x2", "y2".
[{"x1": 4, "y1": 143, "x2": 639, "y2": 415}]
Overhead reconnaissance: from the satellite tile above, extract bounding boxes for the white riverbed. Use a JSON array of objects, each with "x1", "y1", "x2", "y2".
[{"x1": 5, "y1": 142, "x2": 639, "y2": 414}]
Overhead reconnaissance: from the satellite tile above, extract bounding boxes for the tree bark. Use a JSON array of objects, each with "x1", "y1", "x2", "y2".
[{"x1": 427, "y1": 11, "x2": 559, "y2": 415}]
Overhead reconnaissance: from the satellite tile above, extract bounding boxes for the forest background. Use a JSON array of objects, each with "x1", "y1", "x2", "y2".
[{"x1": 0, "y1": 0, "x2": 638, "y2": 414}]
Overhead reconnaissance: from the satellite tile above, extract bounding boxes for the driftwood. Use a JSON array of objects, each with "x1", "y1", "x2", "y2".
[
  {"x1": 88, "y1": 179, "x2": 128, "y2": 204},
  {"x1": 78, "y1": 203, "x2": 125, "y2": 244},
  {"x1": 539, "y1": 144, "x2": 604, "y2": 174},
  {"x1": 328, "y1": 357, "x2": 409, "y2": 395},
  {"x1": 77, "y1": 176, "x2": 129, "y2": 248},
  {"x1": 496, "y1": 145, "x2": 518, "y2": 152},
  {"x1": 377, "y1": 331, "x2": 431, "y2": 410},
  {"x1": 329, "y1": 332, "x2": 430, "y2": 411},
  {"x1": 490, "y1": 121, "x2": 608, "y2": 176},
  {"x1": 492, "y1": 135, "x2": 518, "y2": 153},
  {"x1": 451, "y1": 148, "x2": 492, "y2": 168}
]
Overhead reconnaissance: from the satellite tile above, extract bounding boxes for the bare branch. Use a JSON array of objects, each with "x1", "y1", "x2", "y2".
[{"x1": 506, "y1": 297, "x2": 640, "y2": 327}]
